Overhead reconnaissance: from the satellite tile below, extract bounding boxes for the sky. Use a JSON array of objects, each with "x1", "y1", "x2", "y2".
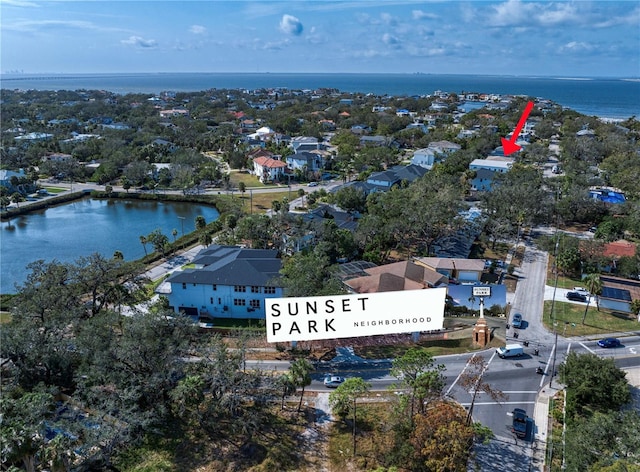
[{"x1": 1, "y1": 0, "x2": 639, "y2": 77}]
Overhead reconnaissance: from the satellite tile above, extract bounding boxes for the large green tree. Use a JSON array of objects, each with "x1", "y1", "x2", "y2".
[{"x1": 559, "y1": 352, "x2": 631, "y2": 417}]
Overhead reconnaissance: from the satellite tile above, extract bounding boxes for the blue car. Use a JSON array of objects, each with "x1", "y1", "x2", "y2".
[
  {"x1": 512, "y1": 313, "x2": 523, "y2": 328},
  {"x1": 597, "y1": 338, "x2": 621, "y2": 348}
]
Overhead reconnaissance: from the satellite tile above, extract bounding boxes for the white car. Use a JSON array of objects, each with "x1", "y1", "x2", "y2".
[
  {"x1": 323, "y1": 375, "x2": 345, "y2": 388},
  {"x1": 573, "y1": 287, "x2": 590, "y2": 294}
]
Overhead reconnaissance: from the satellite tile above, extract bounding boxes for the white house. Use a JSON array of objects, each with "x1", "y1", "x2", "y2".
[
  {"x1": 253, "y1": 156, "x2": 288, "y2": 183},
  {"x1": 160, "y1": 245, "x2": 284, "y2": 320},
  {"x1": 411, "y1": 148, "x2": 437, "y2": 169}
]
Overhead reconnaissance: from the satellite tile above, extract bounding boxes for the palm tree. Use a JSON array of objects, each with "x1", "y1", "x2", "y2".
[
  {"x1": 195, "y1": 215, "x2": 206, "y2": 231},
  {"x1": 582, "y1": 273, "x2": 603, "y2": 324},
  {"x1": 289, "y1": 358, "x2": 313, "y2": 412},
  {"x1": 113, "y1": 250, "x2": 124, "y2": 260},
  {"x1": 10, "y1": 192, "x2": 24, "y2": 208},
  {"x1": 172, "y1": 228, "x2": 178, "y2": 243},
  {"x1": 139, "y1": 235, "x2": 148, "y2": 256}
]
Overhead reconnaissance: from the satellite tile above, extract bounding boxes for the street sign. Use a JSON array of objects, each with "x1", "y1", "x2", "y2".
[{"x1": 472, "y1": 286, "x2": 491, "y2": 297}]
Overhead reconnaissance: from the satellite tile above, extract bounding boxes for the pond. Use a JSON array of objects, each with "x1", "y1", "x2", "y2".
[{"x1": 1, "y1": 198, "x2": 220, "y2": 294}]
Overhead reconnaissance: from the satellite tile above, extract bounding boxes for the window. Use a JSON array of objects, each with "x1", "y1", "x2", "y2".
[
  {"x1": 212, "y1": 284, "x2": 217, "y2": 291},
  {"x1": 182, "y1": 283, "x2": 186, "y2": 289},
  {"x1": 250, "y1": 299, "x2": 261, "y2": 308},
  {"x1": 264, "y1": 286, "x2": 276, "y2": 294},
  {"x1": 210, "y1": 297, "x2": 213, "y2": 304},
  {"x1": 251, "y1": 286, "x2": 262, "y2": 293},
  {"x1": 233, "y1": 299, "x2": 246, "y2": 306},
  {"x1": 234, "y1": 285, "x2": 246, "y2": 292}
]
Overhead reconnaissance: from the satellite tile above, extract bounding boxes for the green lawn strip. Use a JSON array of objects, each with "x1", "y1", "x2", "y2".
[
  {"x1": 0, "y1": 312, "x2": 12, "y2": 323},
  {"x1": 354, "y1": 335, "x2": 504, "y2": 359},
  {"x1": 42, "y1": 186, "x2": 68, "y2": 194},
  {"x1": 228, "y1": 170, "x2": 269, "y2": 188},
  {"x1": 543, "y1": 300, "x2": 638, "y2": 337}
]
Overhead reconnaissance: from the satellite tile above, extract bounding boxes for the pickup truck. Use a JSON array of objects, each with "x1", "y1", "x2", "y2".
[{"x1": 512, "y1": 408, "x2": 528, "y2": 438}]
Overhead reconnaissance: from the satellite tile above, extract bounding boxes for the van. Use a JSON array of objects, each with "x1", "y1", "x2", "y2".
[{"x1": 496, "y1": 343, "x2": 524, "y2": 358}]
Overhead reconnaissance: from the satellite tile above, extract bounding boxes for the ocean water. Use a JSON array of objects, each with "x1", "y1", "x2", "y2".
[{"x1": 1, "y1": 73, "x2": 638, "y2": 120}]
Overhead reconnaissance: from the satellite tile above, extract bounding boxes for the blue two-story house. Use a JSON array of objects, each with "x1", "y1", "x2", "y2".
[{"x1": 161, "y1": 245, "x2": 283, "y2": 320}]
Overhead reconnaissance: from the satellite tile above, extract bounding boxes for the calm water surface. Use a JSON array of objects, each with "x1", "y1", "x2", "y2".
[{"x1": 1, "y1": 198, "x2": 219, "y2": 294}]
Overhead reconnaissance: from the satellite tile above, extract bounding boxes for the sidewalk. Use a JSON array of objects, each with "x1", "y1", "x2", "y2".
[{"x1": 531, "y1": 382, "x2": 562, "y2": 471}]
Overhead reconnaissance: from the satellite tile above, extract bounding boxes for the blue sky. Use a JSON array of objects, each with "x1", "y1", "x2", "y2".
[{"x1": 1, "y1": 0, "x2": 639, "y2": 77}]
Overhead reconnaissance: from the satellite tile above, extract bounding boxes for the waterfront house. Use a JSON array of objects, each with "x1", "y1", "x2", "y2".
[{"x1": 160, "y1": 245, "x2": 284, "y2": 320}]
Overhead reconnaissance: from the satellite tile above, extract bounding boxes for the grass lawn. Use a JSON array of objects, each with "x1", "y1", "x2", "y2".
[
  {"x1": 543, "y1": 300, "x2": 638, "y2": 337},
  {"x1": 0, "y1": 312, "x2": 12, "y2": 323},
  {"x1": 354, "y1": 334, "x2": 504, "y2": 359},
  {"x1": 43, "y1": 186, "x2": 68, "y2": 194},
  {"x1": 228, "y1": 170, "x2": 281, "y2": 189},
  {"x1": 237, "y1": 191, "x2": 290, "y2": 215}
]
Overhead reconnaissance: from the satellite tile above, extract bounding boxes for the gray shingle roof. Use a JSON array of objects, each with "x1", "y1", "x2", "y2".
[{"x1": 168, "y1": 245, "x2": 282, "y2": 287}]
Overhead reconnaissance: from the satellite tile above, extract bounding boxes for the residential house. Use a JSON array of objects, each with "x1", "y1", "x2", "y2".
[
  {"x1": 602, "y1": 240, "x2": 637, "y2": 273},
  {"x1": 159, "y1": 245, "x2": 284, "y2": 320},
  {"x1": 411, "y1": 141, "x2": 461, "y2": 170},
  {"x1": 253, "y1": 156, "x2": 288, "y2": 183},
  {"x1": 159, "y1": 108, "x2": 190, "y2": 118},
  {"x1": 359, "y1": 136, "x2": 390, "y2": 147},
  {"x1": 428, "y1": 140, "x2": 461, "y2": 155},
  {"x1": 14, "y1": 132, "x2": 53, "y2": 144},
  {"x1": 0, "y1": 169, "x2": 26, "y2": 192},
  {"x1": 343, "y1": 260, "x2": 447, "y2": 294},
  {"x1": 286, "y1": 151, "x2": 324, "y2": 173},
  {"x1": 469, "y1": 156, "x2": 514, "y2": 191},
  {"x1": 42, "y1": 152, "x2": 73, "y2": 163},
  {"x1": 411, "y1": 148, "x2": 437, "y2": 170},
  {"x1": 290, "y1": 136, "x2": 321, "y2": 153},
  {"x1": 414, "y1": 257, "x2": 485, "y2": 283},
  {"x1": 365, "y1": 164, "x2": 428, "y2": 193},
  {"x1": 597, "y1": 275, "x2": 640, "y2": 316}
]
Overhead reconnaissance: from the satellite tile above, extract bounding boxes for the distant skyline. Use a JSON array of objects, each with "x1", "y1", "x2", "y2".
[{"x1": 1, "y1": 0, "x2": 639, "y2": 78}]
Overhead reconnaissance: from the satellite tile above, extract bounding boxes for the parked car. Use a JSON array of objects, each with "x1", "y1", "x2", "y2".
[
  {"x1": 308, "y1": 181, "x2": 319, "y2": 187},
  {"x1": 323, "y1": 375, "x2": 345, "y2": 388},
  {"x1": 512, "y1": 313, "x2": 523, "y2": 328},
  {"x1": 566, "y1": 291, "x2": 587, "y2": 302},
  {"x1": 597, "y1": 338, "x2": 621, "y2": 348},
  {"x1": 573, "y1": 287, "x2": 589, "y2": 294}
]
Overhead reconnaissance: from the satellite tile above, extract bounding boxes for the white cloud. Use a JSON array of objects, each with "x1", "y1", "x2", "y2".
[
  {"x1": 595, "y1": 6, "x2": 640, "y2": 28},
  {"x1": 380, "y1": 13, "x2": 397, "y2": 26},
  {"x1": 263, "y1": 39, "x2": 292, "y2": 50},
  {"x1": 4, "y1": 19, "x2": 110, "y2": 33},
  {"x1": 121, "y1": 36, "x2": 158, "y2": 48},
  {"x1": 558, "y1": 41, "x2": 594, "y2": 54},
  {"x1": 189, "y1": 25, "x2": 206, "y2": 35},
  {"x1": 279, "y1": 14, "x2": 303, "y2": 36},
  {"x1": 489, "y1": 0, "x2": 581, "y2": 28},
  {"x1": 412, "y1": 10, "x2": 437, "y2": 20},
  {"x1": 382, "y1": 33, "x2": 399, "y2": 46}
]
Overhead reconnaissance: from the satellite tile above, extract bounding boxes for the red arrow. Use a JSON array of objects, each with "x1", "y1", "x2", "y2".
[{"x1": 501, "y1": 101, "x2": 534, "y2": 156}]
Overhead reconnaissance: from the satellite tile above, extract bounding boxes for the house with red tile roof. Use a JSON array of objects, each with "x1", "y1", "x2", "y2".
[
  {"x1": 252, "y1": 156, "x2": 287, "y2": 183},
  {"x1": 603, "y1": 240, "x2": 638, "y2": 272},
  {"x1": 343, "y1": 260, "x2": 447, "y2": 294}
]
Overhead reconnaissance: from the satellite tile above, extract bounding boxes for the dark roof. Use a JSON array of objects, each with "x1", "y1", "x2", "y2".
[
  {"x1": 601, "y1": 286, "x2": 632, "y2": 302},
  {"x1": 168, "y1": 245, "x2": 282, "y2": 287}
]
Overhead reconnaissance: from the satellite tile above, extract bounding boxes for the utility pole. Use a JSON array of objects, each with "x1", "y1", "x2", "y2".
[{"x1": 177, "y1": 216, "x2": 185, "y2": 237}]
